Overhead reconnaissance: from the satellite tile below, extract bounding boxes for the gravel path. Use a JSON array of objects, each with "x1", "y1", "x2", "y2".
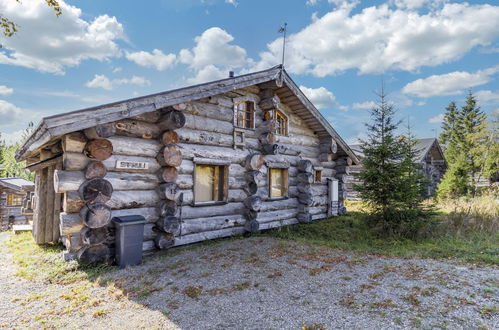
[
  {"x1": 0, "y1": 232, "x2": 178, "y2": 329},
  {"x1": 1, "y1": 233, "x2": 498, "y2": 329}
]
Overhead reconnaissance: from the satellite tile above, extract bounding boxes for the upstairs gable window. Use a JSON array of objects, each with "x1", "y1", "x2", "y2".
[
  {"x1": 265, "y1": 109, "x2": 288, "y2": 136},
  {"x1": 234, "y1": 101, "x2": 255, "y2": 129}
]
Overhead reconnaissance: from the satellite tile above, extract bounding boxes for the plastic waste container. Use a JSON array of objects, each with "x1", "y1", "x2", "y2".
[{"x1": 112, "y1": 215, "x2": 146, "y2": 268}]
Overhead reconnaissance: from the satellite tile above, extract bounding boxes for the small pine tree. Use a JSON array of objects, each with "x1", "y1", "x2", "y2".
[{"x1": 355, "y1": 88, "x2": 427, "y2": 238}]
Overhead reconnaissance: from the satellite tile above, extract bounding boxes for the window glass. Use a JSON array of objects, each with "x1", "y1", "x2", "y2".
[
  {"x1": 194, "y1": 164, "x2": 227, "y2": 203},
  {"x1": 6, "y1": 194, "x2": 22, "y2": 206},
  {"x1": 272, "y1": 110, "x2": 288, "y2": 135},
  {"x1": 234, "y1": 101, "x2": 254, "y2": 129},
  {"x1": 269, "y1": 168, "x2": 288, "y2": 198}
]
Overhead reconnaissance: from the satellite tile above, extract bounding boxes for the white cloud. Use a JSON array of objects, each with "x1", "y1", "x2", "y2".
[
  {"x1": 179, "y1": 27, "x2": 248, "y2": 83},
  {"x1": 475, "y1": 90, "x2": 499, "y2": 105},
  {"x1": 0, "y1": 0, "x2": 125, "y2": 74},
  {"x1": 402, "y1": 65, "x2": 499, "y2": 98},
  {"x1": 85, "y1": 74, "x2": 150, "y2": 90},
  {"x1": 251, "y1": 2, "x2": 499, "y2": 76},
  {"x1": 479, "y1": 47, "x2": 499, "y2": 54},
  {"x1": 428, "y1": 114, "x2": 444, "y2": 124},
  {"x1": 0, "y1": 129, "x2": 25, "y2": 146},
  {"x1": 0, "y1": 85, "x2": 13, "y2": 95},
  {"x1": 112, "y1": 67, "x2": 123, "y2": 73},
  {"x1": 225, "y1": 0, "x2": 238, "y2": 7},
  {"x1": 86, "y1": 74, "x2": 113, "y2": 90},
  {"x1": 0, "y1": 100, "x2": 23, "y2": 128},
  {"x1": 180, "y1": 27, "x2": 247, "y2": 70},
  {"x1": 352, "y1": 101, "x2": 376, "y2": 110},
  {"x1": 126, "y1": 49, "x2": 176, "y2": 71},
  {"x1": 299, "y1": 86, "x2": 335, "y2": 109}
]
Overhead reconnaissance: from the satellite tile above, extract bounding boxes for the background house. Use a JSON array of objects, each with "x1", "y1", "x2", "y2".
[
  {"x1": 0, "y1": 177, "x2": 35, "y2": 231},
  {"x1": 346, "y1": 138, "x2": 447, "y2": 200}
]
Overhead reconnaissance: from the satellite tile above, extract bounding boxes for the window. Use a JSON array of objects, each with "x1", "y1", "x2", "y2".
[
  {"x1": 6, "y1": 194, "x2": 22, "y2": 206},
  {"x1": 274, "y1": 110, "x2": 288, "y2": 135},
  {"x1": 194, "y1": 164, "x2": 228, "y2": 204},
  {"x1": 269, "y1": 168, "x2": 288, "y2": 198},
  {"x1": 234, "y1": 101, "x2": 255, "y2": 129},
  {"x1": 314, "y1": 170, "x2": 322, "y2": 183}
]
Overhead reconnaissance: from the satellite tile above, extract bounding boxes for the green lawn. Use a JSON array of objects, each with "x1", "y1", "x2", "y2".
[{"x1": 262, "y1": 209, "x2": 498, "y2": 265}]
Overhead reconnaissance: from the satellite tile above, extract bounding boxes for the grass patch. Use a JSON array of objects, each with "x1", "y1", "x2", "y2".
[
  {"x1": 4, "y1": 232, "x2": 115, "y2": 284},
  {"x1": 261, "y1": 198, "x2": 498, "y2": 265}
]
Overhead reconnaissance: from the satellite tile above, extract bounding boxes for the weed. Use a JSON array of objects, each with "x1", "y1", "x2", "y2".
[
  {"x1": 404, "y1": 293, "x2": 421, "y2": 306},
  {"x1": 308, "y1": 265, "x2": 331, "y2": 276},
  {"x1": 479, "y1": 306, "x2": 498, "y2": 318},
  {"x1": 369, "y1": 299, "x2": 397, "y2": 309},
  {"x1": 92, "y1": 309, "x2": 107, "y2": 318},
  {"x1": 233, "y1": 282, "x2": 251, "y2": 290},
  {"x1": 301, "y1": 324, "x2": 325, "y2": 330},
  {"x1": 183, "y1": 286, "x2": 203, "y2": 299},
  {"x1": 267, "y1": 271, "x2": 283, "y2": 279}
]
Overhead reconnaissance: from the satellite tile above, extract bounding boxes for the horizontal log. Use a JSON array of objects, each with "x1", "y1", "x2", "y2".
[
  {"x1": 80, "y1": 203, "x2": 112, "y2": 228},
  {"x1": 133, "y1": 111, "x2": 161, "y2": 123},
  {"x1": 158, "y1": 167, "x2": 178, "y2": 183},
  {"x1": 77, "y1": 244, "x2": 109, "y2": 263},
  {"x1": 62, "y1": 132, "x2": 87, "y2": 153},
  {"x1": 156, "y1": 216, "x2": 180, "y2": 235},
  {"x1": 81, "y1": 227, "x2": 109, "y2": 246},
  {"x1": 174, "y1": 227, "x2": 246, "y2": 247},
  {"x1": 115, "y1": 119, "x2": 161, "y2": 139},
  {"x1": 111, "y1": 207, "x2": 159, "y2": 224},
  {"x1": 179, "y1": 143, "x2": 253, "y2": 162},
  {"x1": 180, "y1": 214, "x2": 244, "y2": 235},
  {"x1": 60, "y1": 213, "x2": 83, "y2": 236},
  {"x1": 161, "y1": 131, "x2": 179, "y2": 145},
  {"x1": 244, "y1": 195, "x2": 262, "y2": 212},
  {"x1": 335, "y1": 165, "x2": 350, "y2": 175},
  {"x1": 158, "y1": 110, "x2": 186, "y2": 131},
  {"x1": 244, "y1": 220, "x2": 259, "y2": 233},
  {"x1": 84, "y1": 139, "x2": 113, "y2": 161},
  {"x1": 157, "y1": 145, "x2": 182, "y2": 167},
  {"x1": 63, "y1": 191, "x2": 84, "y2": 213},
  {"x1": 143, "y1": 239, "x2": 156, "y2": 252},
  {"x1": 155, "y1": 232, "x2": 175, "y2": 250},
  {"x1": 183, "y1": 101, "x2": 233, "y2": 123},
  {"x1": 182, "y1": 202, "x2": 245, "y2": 220},
  {"x1": 85, "y1": 161, "x2": 107, "y2": 179},
  {"x1": 182, "y1": 113, "x2": 233, "y2": 135},
  {"x1": 62, "y1": 233, "x2": 83, "y2": 253},
  {"x1": 297, "y1": 212, "x2": 312, "y2": 223},
  {"x1": 54, "y1": 170, "x2": 159, "y2": 192},
  {"x1": 107, "y1": 190, "x2": 160, "y2": 210},
  {"x1": 63, "y1": 152, "x2": 161, "y2": 173},
  {"x1": 84, "y1": 123, "x2": 116, "y2": 139},
  {"x1": 297, "y1": 160, "x2": 314, "y2": 173},
  {"x1": 258, "y1": 218, "x2": 299, "y2": 231},
  {"x1": 297, "y1": 172, "x2": 314, "y2": 184},
  {"x1": 260, "y1": 197, "x2": 300, "y2": 212},
  {"x1": 107, "y1": 136, "x2": 161, "y2": 157},
  {"x1": 256, "y1": 208, "x2": 296, "y2": 224},
  {"x1": 177, "y1": 188, "x2": 248, "y2": 204}
]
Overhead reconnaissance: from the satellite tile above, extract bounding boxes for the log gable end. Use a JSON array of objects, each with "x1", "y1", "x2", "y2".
[{"x1": 18, "y1": 66, "x2": 357, "y2": 262}]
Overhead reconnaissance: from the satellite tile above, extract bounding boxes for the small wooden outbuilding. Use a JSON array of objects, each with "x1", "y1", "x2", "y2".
[
  {"x1": 16, "y1": 65, "x2": 358, "y2": 262},
  {"x1": 0, "y1": 177, "x2": 34, "y2": 230},
  {"x1": 346, "y1": 138, "x2": 447, "y2": 200}
]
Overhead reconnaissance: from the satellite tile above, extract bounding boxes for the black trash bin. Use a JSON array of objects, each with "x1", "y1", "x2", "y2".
[{"x1": 112, "y1": 215, "x2": 146, "y2": 268}]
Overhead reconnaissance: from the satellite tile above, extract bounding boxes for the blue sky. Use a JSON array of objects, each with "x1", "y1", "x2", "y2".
[{"x1": 1, "y1": 0, "x2": 498, "y2": 144}]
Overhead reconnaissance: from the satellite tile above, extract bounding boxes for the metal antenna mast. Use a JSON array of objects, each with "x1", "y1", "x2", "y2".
[{"x1": 278, "y1": 22, "x2": 287, "y2": 68}]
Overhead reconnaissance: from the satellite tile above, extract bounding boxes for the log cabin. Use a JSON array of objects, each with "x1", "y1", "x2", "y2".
[
  {"x1": 0, "y1": 177, "x2": 34, "y2": 231},
  {"x1": 346, "y1": 138, "x2": 447, "y2": 200},
  {"x1": 15, "y1": 65, "x2": 358, "y2": 262}
]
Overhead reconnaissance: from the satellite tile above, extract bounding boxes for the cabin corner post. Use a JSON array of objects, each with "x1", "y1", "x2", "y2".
[
  {"x1": 258, "y1": 89, "x2": 279, "y2": 155},
  {"x1": 296, "y1": 159, "x2": 314, "y2": 223},
  {"x1": 155, "y1": 106, "x2": 186, "y2": 249},
  {"x1": 334, "y1": 156, "x2": 352, "y2": 215},
  {"x1": 243, "y1": 154, "x2": 264, "y2": 232}
]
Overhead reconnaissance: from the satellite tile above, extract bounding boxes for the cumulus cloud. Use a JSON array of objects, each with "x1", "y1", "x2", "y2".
[
  {"x1": 126, "y1": 49, "x2": 176, "y2": 71},
  {"x1": 85, "y1": 74, "x2": 150, "y2": 90},
  {"x1": 251, "y1": 2, "x2": 499, "y2": 76},
  {"x1": 475, "y1": 90, "x2": 499, "y2": 105},
  {"x1": 402, "y1": 65, "x2": 499, "y2": 98},
  {"x1": 428, "y1": 114, "x2": 444, "y2": 123},
  {"x1": 0, "y1": 100, "x2": 24, "y2": 128},
  {"x1": 225, "y1": 0, "x2": 238, "y2": 7},
  {"x1": 0, "y1": 0, "x2": 125, "y2": 74},
  {"x1": 352, "y1": 101, "x2": 376, "y2": 110},
  {"x1": 179, "y1": 27, "x2": 249, "y2": 83},
  {"x1": 299, "y1": 86, "x2": 335, "y2": 109},
  {"x1": 0, "y1": 85, "x2": 13, "y2": 95}
]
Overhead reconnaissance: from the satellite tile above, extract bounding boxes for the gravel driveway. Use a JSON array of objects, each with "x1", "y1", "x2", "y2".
[{"x1": 1, "y1": 232, "x2": 498, "y2": 329}]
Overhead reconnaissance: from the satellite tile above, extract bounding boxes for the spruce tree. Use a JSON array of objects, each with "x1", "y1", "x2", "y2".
[
  {"x1": 355, "y1": 89, "x2": 426, "y2": 237},
  {"x1": 438, "y1": 92, "x2": 489, "y2": 197}
]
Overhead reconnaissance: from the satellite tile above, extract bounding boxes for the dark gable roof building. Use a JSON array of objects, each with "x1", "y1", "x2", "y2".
[
  {"x1": 346, "y1": 138, "x2": 447, "y2": 200},
  {"x1": 16, "y1": 66, "x2": 358, "y2": 262}
]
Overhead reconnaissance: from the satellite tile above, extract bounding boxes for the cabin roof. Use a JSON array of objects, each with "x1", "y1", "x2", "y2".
[
  {"x1": 0, "y1": 177, "x2": 34, "y2": 192},
  {"x1": 350, "y1": 138, "x2": 446, "y2": 164},
  {"x1": 16, "y1": 65, "x2": 358, "y2": 164}
]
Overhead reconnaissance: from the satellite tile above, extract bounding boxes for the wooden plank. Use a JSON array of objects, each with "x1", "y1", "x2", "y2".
[
  {"x1": 52, "y1": 161, "x2": 62, "y2": 242},
  {"x1": 44, "y1": 165, "x2": 56, "y2": 243}
]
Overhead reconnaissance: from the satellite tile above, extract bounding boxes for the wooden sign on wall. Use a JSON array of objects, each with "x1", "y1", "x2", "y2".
[{"x1": 115, "y1": 160, "x2": 149, "y2": 170}]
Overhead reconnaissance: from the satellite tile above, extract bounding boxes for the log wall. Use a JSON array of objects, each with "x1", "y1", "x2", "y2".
[{"x1": 51, "y1": 84, "x2": 346, "y2": 260}]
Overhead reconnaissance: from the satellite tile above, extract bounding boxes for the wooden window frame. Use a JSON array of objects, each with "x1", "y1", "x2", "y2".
[
  {"x1": 234, "y1": 101, "x2": 255, "y2": 130},
  {"x1": 267, "y1": 109, "x2": 288, "y2": 136},
  {"x1": 6, "y1": 194, "x2": 22, "y2": 207},
  {"x1": 193, "y1": 159, "x2": 229, "y2": 206},
  {"x1": 314, "y1": 170, "x2": 322, "y2": 183},
  {"x1": 268, "y1": 167, "x2": 289, "y2": 200}
]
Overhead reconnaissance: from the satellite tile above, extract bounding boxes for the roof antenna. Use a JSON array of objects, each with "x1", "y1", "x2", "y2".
[
  {"x1": 278, "y1": 22, "x2": 287, "y2": 86},
  {"x1": 278, "y1": 22, "x2": 287, "y2": 68}
]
